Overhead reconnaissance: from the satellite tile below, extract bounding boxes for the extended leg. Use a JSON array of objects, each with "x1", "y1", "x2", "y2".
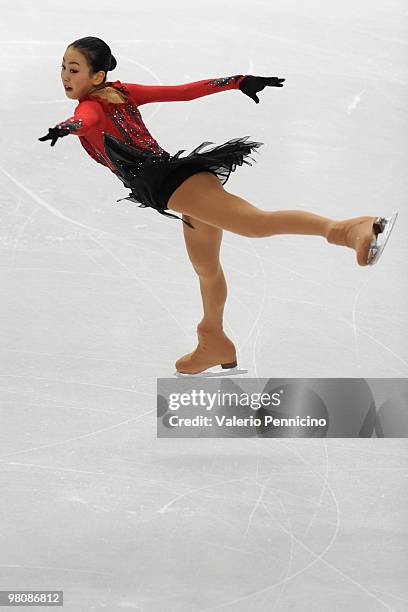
[
  {"x1": 168, "y1": 172, "x2": 331, "y2": 238},
  {"x1": 167, "y1": 172, "x2": 383, "y2": 266}
]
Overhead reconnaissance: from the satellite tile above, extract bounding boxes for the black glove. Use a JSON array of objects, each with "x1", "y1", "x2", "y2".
[
  {"x1": 38, "y1": 125, "x2": 70, "y2": 147},
  {"x1": 239, "y1": 75, "x2": 285, "y2": 104}
]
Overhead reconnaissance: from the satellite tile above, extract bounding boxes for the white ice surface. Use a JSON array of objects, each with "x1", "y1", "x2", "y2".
[{"x1": 0, "y1": 0, "x2": 407, "y2": 610}]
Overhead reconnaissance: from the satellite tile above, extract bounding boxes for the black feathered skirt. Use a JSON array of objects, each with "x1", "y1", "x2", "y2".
[{"x1": 103, "y1": 133, "x2": 264, "y2": 229}]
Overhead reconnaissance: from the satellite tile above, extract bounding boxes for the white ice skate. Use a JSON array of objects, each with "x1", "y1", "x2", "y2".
[{"x1": 367, "y1": 211, "x2": 399, "y2": 266}]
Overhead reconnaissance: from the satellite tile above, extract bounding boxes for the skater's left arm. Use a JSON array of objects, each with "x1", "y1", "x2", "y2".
[
  {"x1": 38, "y1": 100, "x2": 104, "y2": 146},
  {"x1": 123, "y1": 75, "x2": 285, "y2": 106},
  {"x1": 123, "y1": 75, "x2": 246, "y2": 105}
]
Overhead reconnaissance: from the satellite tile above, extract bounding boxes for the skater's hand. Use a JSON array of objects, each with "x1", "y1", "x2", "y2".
[
  {"x1": 38, "y1": 125, "x2": 70, "y2": 147},
  {"x1": 238, "y1": 75, "x2": 285, "y2": 104}
]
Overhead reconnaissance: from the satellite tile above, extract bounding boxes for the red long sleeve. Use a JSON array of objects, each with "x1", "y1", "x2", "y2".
[
  {"x1": 46, "y1": 76, "x2": 248, "y2": 171},
  {"x1": 57, "y1": 100, "x2": 104, "y2": 136},
  {"x1": 122, "y1": 75, "x2": 247, "y2": 106}
]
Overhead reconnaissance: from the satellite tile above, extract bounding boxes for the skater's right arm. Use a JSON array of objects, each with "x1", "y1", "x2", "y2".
[{"x1": 38, "y1": 100, "x2": 104, "y2": 146}]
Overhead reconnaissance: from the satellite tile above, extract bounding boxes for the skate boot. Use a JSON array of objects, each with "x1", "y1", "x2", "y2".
[
  {"x1": 325, "y1": 212, "x2": 398, "y2": 266},
  {"x1": 175, "y1": 324, "x2": 237, "y2": 375}
]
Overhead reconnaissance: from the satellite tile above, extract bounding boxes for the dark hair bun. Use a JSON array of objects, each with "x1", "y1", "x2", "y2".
[
  {"x1": 69, "y1": 37, "x2": 117, "y2": 80},
  {"x1": 109, "y1": 54, "x2": 117, "y2": 71}
]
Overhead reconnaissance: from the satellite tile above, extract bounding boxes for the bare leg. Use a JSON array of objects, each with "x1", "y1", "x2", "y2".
[
  {"x1": 168, "y1": 172, "x2": 382, "y2": 266},
  {"x1": 168, "y1": 172, "x2": 332, "y2": 238},
  {"x1": 175, "y1": 212, "x2": 237, "y2": 373},
  {"x1": 181, "y1": 213, "x2": 227, "y2": 331}
]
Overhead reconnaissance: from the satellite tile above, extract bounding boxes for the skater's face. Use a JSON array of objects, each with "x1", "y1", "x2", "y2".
[{"x1": 61, "y1": 46, "x2": 106, "y2": 100}]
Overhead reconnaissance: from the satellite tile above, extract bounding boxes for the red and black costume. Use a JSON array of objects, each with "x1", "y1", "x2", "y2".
[{"x1": 42, "y1": 75, "x2": 269, "y2": 228}]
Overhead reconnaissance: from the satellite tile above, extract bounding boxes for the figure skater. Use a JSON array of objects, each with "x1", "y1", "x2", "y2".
[{"x1": 39, "y1": 36, "x2": 398, "y2": 375}]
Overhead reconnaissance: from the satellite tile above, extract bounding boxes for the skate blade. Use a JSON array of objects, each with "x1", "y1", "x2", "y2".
[
  {"x1": 175, "y1": 366, "x2": 241, "y2": 378},
  {"x1": 367, "y1": 210, "x2": 398, "y2": 266}
]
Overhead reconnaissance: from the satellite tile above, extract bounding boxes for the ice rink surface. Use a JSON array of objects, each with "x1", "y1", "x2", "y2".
[{"x1": 0, "y1": 0, "x2": 407, "y2": 610}]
